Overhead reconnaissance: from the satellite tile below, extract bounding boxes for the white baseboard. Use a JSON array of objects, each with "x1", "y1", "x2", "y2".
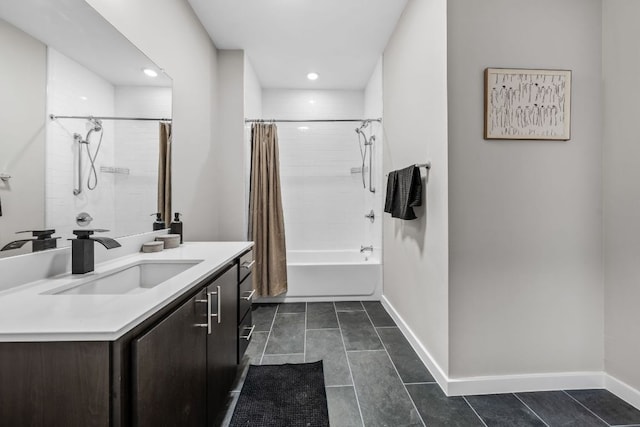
[
  {"x1": 380, "y1": 296, "x2": 450, "y2": 391},
  {"x1": 256, "y1": 295, "x2": 381, "y2": 303},
  {"x1": 380, "y1": 295, "x2": 639, "y2": 408},
  {"x1": 447, "y1": 371, "x2": 604, "y2": 396},
  {"x1": 605, "y1": 374, "x2": 640, "y2": 411}
]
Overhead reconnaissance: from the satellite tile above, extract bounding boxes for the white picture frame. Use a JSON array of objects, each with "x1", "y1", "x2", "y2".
[{"x1": 484, "y1": 68, "x2": 571, "y2": 140}]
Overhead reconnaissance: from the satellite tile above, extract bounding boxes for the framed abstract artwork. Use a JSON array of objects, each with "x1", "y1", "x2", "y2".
[{"x1": 484, "y1": 68, "x2": 571, "y2": 140}]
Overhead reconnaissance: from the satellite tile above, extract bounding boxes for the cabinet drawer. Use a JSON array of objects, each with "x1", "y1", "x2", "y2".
[
  {"x1": 238, "y1": 271, "x2": 254, "y2": 321},
  {"x1": 238, "y1": 310, "x2": 254, "y2": 363},
  {"x1": 238, "y1": 250, "x2": 254, "y2": 283}
]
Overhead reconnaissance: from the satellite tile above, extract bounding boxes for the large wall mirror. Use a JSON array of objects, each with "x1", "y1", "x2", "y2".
[{"x1": 0, "y1": 0, "x2": 173, "y2": 258}]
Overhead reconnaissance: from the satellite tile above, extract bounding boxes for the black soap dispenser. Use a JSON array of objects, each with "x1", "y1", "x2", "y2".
[
  {"x1": 151, "y1": 213, "x2": 166, "y2": 231},
  {"x1": 170, "y1": 212, "x2": 183, "y2": 244}
]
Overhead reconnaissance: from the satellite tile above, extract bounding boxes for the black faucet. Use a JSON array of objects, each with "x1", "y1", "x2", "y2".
[
  {"x1": 70, "y1": 229, "x2": 121, "y2": 274},
  {"x1": 1, "y1": 230, "x2": 60, "y2": 252}
]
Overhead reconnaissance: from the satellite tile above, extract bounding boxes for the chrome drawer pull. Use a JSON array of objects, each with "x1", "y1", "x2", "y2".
[
  {"x1": 195, "y1": 323, "x2": 208, "y2": 328},
  {"x1": 240, "y1": 325, "x2": 256, "y2": 341},
  {"x1": 242, "y1": 289, "x2": 256, "y2": 301},
  {"x1": 241, "y1": 260, "x2": 255, "y2": 270}
]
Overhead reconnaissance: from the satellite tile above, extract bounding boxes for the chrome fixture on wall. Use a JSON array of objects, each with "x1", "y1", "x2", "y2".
[
  {"x1": 71, "y1": 118, "x2": 104, "y2": 195},
  {"x1": 355, "y1": 120, "x2": 376, "y2": 193},
  {"x1": 360, "y1": 245, "x2": 373, "y2": 253},
  {"x1": 365, "y1": 209, "x2": 375, "y2": 223},
  {"x1": 76, "y1": 212, "x2": 93, "y2": 227}
]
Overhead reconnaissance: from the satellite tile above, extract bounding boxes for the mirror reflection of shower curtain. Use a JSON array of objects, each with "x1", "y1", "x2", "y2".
[
  {"x1": 248, "y1": 123, "x2": 288, "y2": 297},
  {"x1": 157, "y1": 122, "x2": 172, "y2": 225}
]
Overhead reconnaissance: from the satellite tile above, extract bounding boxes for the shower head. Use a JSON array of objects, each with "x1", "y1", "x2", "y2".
[{"x1": 88, "y1": 118, "x2": 102, "y2": 132}]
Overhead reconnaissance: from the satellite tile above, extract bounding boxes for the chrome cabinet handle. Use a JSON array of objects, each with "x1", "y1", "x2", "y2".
[
  {"x1": 195, "y1": 292, "x2": 209, "y2": 330},
  {"x1": 206, "y1": 291, "x2": 213, "y2": 334},
  {"x1": 210, "y1": 285, "x2": 221, "y2": 325},
  {"x1": 240, "y1": 325, "x2": 256, "y2": 341},
  {"x1": 242, "y1": 289, "x2": 256, "y2": 301},
  {"x1": 241, "y1": 260, "x2": 255, "y2": 270}
]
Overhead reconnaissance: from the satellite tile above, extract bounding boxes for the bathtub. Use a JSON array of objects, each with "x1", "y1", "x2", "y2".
[{"x1": 258, "y1": 250, "x2": 382, "y2": 302}]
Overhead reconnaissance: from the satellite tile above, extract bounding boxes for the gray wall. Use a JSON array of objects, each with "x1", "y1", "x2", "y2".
[
  {"x1": 0, "y1": 19, "x2": 46, "y2": 257},
  {"x1": 87, "y1": 0, "x2": 220, "y2": 241},
  {"x1": 603, "y1": 0, "x2": 640, "y2": 393},
  {"x1": 383, "y1": 0, "x2": 450, "y2": 373},
  {"x1": 216, "y1": 50, "x2": 246, "y2": 241},
  {"x1": 447, "y1": 0, "x2": 604, "y2": 377}
]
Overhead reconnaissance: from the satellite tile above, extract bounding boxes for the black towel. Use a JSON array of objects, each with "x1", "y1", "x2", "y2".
[{"x1": 384, "y1": 166, "x2": 422, "y2": 220}]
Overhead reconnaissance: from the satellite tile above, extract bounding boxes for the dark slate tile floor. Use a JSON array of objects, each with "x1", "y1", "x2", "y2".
[{"x1": 222, "y1": 301, "x2": 640, "y2": 427}]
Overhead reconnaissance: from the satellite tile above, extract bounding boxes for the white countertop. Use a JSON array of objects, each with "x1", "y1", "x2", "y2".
[{"x1": 0, "y1": 242, "x2": 253, "y2": 342}]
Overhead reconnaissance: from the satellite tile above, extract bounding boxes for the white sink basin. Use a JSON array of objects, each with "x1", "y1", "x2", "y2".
[{"x1": 46, "y1": 260, "x2": 203, "y2": 295}]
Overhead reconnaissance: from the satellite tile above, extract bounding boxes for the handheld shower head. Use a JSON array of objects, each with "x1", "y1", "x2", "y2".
[{"x1": 89, "y1": 118, "x2": 102, "y2": 132}]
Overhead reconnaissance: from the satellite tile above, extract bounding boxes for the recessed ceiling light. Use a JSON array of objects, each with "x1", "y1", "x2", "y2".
[
  {"x1": 297, "y1": 126, "x2": 309, "y2": 132},
  {"x1": 309, "y1": 99, "x2": 316, "y2": 104},
  {"x1": 79, "y1": 96, "x2": 88, "y2": 101},
  {"x1": 307, "y1": 72, "x2": 319, "y2": 81},
  {"x1": 143, "y1": 68, "x2": 158, "y2": 78}
]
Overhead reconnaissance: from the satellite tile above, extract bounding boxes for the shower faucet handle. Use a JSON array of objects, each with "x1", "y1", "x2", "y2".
[{"x1": 364, "y1": 210, "x2": 375, "y2": 223}]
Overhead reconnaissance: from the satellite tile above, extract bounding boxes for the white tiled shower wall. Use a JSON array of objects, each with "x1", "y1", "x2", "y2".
[
  {"x1": 364, "y1": 59, "x2": 383, "y2": 254},
  {"x1": 46, "y1": 48, "x2": 116, "y2": 240},
  {"x1": 46, "y1": 48, "x2": 171, "y2": 241},
  {"x1": 114, "y1": 86, "x2": 172, "y2": 236},
  {"x1": 262, "y1": 87, "x2": 382, "y2": 252}
]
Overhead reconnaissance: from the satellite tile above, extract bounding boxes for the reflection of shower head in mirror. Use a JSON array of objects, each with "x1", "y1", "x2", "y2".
[
  {"x1": 83, "y1": 118, "x2": 104, "y2": 191},
  {"x1": 86, "y1": 118, "x2": 102, "y2": 133}
]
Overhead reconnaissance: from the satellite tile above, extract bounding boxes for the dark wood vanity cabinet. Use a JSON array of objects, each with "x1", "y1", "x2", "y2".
[
  {"x1": 206, "y1": 264, "x2": 239, "y2": 421},
  {"x1": 0, "y1": 248, "x2": 254, "y2": 427},
  {"x1": 132, "y1": 263, "x2": 238, "y2": 427},
  {"x1": 132, "y1": 290, "x2": 208, "y2": 427},
  {"x1": 237, "y1": 250, "x2": 255, "y2": 363}
]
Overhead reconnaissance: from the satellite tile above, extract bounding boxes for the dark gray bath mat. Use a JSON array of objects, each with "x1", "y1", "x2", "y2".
[{"x1": 230, "y1": 361, "x2": 329, "y2": 427}]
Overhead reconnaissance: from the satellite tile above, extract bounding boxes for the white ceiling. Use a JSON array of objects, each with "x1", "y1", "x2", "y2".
[
  {"x1": 0, "y1": 0, "x2": 171, "y2": 87},
  {"x1": 188, "y1": 0, "x2": 408, "y2": 90}
]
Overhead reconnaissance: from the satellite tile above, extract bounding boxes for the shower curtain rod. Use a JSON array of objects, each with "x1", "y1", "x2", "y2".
[
  {"x1": 49, "y1": 114, "x2": 172, "y2": 122},
  {"x1": 244, "y1": 118, "x2": 382, "y2": 123}
]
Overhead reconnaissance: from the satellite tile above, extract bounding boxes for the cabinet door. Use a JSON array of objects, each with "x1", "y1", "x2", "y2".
[
  {"x1": 206, "y1": 264, "x2": 239, "y2": 421},
  {"x1": 132, "y1": 291, "x2": 208, "y2": 427}
]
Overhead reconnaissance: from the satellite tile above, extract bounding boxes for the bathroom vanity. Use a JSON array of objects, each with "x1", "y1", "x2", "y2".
[{"x1": 0, "y1": 242, "x2": 254, "y2": 427}]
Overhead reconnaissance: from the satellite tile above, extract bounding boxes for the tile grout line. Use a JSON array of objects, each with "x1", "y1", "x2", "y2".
[
  {"x1": 562, "y1": 390, "x2": 613, "y2": 426},
  {"x1": 260, "y1": 304, "x2": 280, "y2": 365},
  {"x1": 303, "y1": 302, "x2": 307, "y2": 363},
  {"x1": 335, "y1": 301, "x2": 366, "y2": 427},
  {"x1": 513, "y1": 393, "x2": 550, "y2": 427},
  {"x1": 261, "y1": 353, "x2": 304, "y2": 357},
  {"x1": 404, "y1": 381, "x2": 438, "y2": 386},
  {"x1": 325, "y1": 384, "x2": 357, "y2": 388},
  {"x1": 462, "y1": 396, "x2": 489, "y2": 427},
  {"x1": 362, "y1": 303, "x2": 426, "y2": 427},
  {"x1": 306, "y1": 327, "x2": 341, "y2": 331}
]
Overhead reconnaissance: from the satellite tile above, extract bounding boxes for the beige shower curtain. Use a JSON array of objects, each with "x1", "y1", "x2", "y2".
[
  {"x1": 249, "y1": 123, "x2": 288, "y2": 297},
  {"x1": 158, "y1": 122, "x2": 172, "y2": 225}
]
